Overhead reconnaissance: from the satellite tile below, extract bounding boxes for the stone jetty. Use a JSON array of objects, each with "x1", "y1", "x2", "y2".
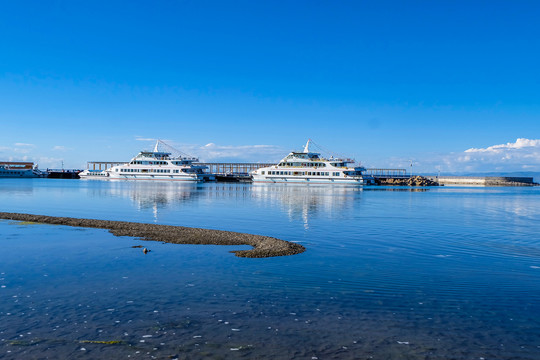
[{"x1": 376, "y1": 175, "x2": 440, "y2": 186}]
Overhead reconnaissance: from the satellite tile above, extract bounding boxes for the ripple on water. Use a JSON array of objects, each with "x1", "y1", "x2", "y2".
[{"x1": 0, "y1": 182, "x2": 540, "y2": 359}]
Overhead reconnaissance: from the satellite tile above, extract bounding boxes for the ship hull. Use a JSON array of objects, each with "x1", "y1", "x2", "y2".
[{"x1": 251, "y1": 175, "x2": 367, "y2": 185}]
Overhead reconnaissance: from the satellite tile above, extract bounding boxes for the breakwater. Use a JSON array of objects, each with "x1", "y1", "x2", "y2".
[
  {"x1": 0, "y1": 212, "x2": 305, "y2": 258},
  {"x1": 427, "y1": 176, "x2": 537, "y2": 186},
  {"x1": 376, "y1": 175, "x2": 439, "y2": 186}
]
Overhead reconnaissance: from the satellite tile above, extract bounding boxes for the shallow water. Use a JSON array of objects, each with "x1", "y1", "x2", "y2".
[{"x1": 1, "y1": 179, "x2": 539, "y2": 359}]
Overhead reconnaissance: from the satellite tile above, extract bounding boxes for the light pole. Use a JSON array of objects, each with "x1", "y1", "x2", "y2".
[{"x1": 409, "y1": 160, "x2": 413, "y2": 178}]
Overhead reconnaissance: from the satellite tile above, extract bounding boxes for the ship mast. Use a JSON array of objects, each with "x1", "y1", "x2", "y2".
[{"x1": 303, "y1": 139, "x2": 311, "y2": 153}]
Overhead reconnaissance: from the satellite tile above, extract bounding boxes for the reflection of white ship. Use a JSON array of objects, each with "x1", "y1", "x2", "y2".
[
  {"x1": 251, "y1": 140, "x2": 373, "y2": 185},
  {"x1": 88, "y1": 181, "x2": 200, "y2": 221},
  {"x1": 80, "y1": 140, "x2": 214, "y2": 182},
  {"x1": 0, "y1": 162, "x2": 47, "y2": 178},
  {"x1": 110, "y1": 181, "x2": 198, "y2": 208},
  {"x1": 252, "y1": 184, "x2": 361, "y2": 229}
]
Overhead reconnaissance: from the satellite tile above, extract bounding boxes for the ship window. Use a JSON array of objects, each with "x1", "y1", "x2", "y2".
[{"x1": 261, "y1": 171, "x2": 265, "y2": 175}]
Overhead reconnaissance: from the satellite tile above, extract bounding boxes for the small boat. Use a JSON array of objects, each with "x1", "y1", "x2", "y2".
[
  {"x1": 0, "y1": 162, "x2": 47, "y2": 178},
  {"x1": 80, "y1": 140, "x2": 214, "y2": 182},
  {"x1": 250, "y1": 140, "x2": 374, "y2": 185},
  {"x1": 78, "y1": 169, "x2": 110, "y2": 179}
]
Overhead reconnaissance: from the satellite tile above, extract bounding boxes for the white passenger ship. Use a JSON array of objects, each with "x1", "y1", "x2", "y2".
[
  {"x1": 79, "y1": 140, "x2": 214, "y2": 182},
  {"x1": 251, "y1": 140, "x2": 373, "y2": 185},
  {"x1": 0, "y1": 162, "x2": 47, "y2": 178}
]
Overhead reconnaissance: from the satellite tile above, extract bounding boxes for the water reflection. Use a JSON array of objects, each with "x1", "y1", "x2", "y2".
[
  {"x1": 457, "y1": 187, "x2": 540, "y2": 219},
  {"x1": 0, "y1": 180, "x2": 34, "y2": 195},
  {"x1": 82, "y1": 182, "x2": 367, "y2": 229},
  {"x1": 87, "y1": 181, "x2": 200, "y2": 208},
  {"x1": 252, "y1": 184, "x2": 362, "y2": 229}
]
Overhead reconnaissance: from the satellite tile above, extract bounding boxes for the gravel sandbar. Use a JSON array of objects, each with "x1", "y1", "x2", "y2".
[{"x1": 0, "y1": 212, "x2": 305, "y2": 258}]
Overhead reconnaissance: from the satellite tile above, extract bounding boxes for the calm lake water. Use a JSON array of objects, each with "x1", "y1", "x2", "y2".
[{"x1": 1, "y1": 179, "x2": 539, "y2": 359}]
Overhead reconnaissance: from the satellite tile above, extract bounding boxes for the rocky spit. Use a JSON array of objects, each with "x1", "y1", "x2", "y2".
[
  {"x1": 377, "y1": 175, "x2": 440, "y2": 187},
  {"x1": 0, "y1": 212, "x2": 305, "y2": 258}
]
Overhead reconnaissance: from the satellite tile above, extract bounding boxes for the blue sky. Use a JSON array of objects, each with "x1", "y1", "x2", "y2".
[{"x1": 1, "y1": 0, "x2": 539, "y2": 173}]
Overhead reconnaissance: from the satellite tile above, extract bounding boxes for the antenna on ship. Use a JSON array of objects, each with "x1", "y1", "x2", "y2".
[
  {"x1": 308, "y1": 139, "x2": 357, "y2": 164},
  {"x1": 154, "y1": 139, "x2": 198, "y2": 160}
]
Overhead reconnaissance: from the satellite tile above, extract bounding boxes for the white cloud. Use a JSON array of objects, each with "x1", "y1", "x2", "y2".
[
  {"x1": 465, "y1": 138, "x2": 540, "y2": 153},
  {"x1": 4, "y1": 143, "x2": 37, "y2": 155},
  {"x1": 458, "y1": 138, "x2": 540, "y2": 171},
  {"x1": 383, "y1": 138, "x2": 540, "y2": 174},
  {"x1": 0, "y1": 143, "x2": 65, "y2": 169},
  {"x1": 52, "y1": 146, "x2": 67, "y2": 151},
  {"x1": 181, "y1": 143, "x2": 285, "y2": 162}
]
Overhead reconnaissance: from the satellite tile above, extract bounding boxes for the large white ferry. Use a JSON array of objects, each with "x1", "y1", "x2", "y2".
[
  {"x1": 0, "y1": 162, "x2": 47, "y2": 178},
  {"x1": 79, "y1": 140, "x2": 214, "y2": 182},
  {"x1": 251, "y1": 140, "x2": 373, "y2": 185}
]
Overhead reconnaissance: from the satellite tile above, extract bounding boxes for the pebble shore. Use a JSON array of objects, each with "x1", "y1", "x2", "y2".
[{"x1": 0, "y1": 212, "x2": 305, "y2": 258}]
